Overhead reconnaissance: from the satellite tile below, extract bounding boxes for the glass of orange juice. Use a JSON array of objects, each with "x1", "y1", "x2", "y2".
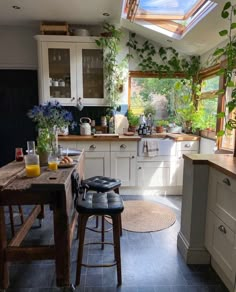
[{"x1": 48, "y1": 152, "x2": 59, "y2": 171}]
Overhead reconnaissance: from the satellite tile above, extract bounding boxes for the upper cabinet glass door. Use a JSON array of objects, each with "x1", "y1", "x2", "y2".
[
  {"x1": 48, "y1": 48, "x2": 71, "y2": 99},
  {"x1": 36, "y1": 36, "x2": 105, "y2": 106},
  {"x1": 41, "y1": 42, "x2": 77, "y2": 106},
  {"x1": 82, "y1": 49, "x2": 103, "y2": 99}
]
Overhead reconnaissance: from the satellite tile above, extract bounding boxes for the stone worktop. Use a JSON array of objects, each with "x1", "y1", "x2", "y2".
[{"x1": 58, "y1": 133, "x2": 200, "y2": 142}]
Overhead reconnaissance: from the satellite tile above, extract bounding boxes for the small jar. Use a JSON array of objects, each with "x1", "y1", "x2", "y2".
[{"x1": 101, "y1": 116, "x2": 107, "y2": 127}]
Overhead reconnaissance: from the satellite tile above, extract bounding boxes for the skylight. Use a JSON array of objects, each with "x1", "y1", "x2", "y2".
[{"x1": 124, "y1": 0, "x2": 217, "y2": 39}]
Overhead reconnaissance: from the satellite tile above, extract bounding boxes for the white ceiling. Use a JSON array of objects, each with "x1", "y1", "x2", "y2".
[{"x1": 0, "y1": 0, "x2": 234, "y2": 56}]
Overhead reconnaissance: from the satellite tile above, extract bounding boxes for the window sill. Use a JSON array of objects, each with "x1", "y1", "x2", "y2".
[{"x1": 200, "y1": 129, "x2": 216, "y2": 140}]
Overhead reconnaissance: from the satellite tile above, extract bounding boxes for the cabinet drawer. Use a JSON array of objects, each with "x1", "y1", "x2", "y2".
[
  {"x1": 205, "y1": 210, "x2": 236, "y2": 284},
  {"x1": 110, "y1": 141, "x2": 137, "y2": 152},
  {"x1": 77, "y1": 141, "x2": 110, "y2": 152},
  {"x1": 177, "y1": 141, "x2": 199, "y2": 151},
  {"x1": 208, "y1": 168, "x2": 236, "y2": 232}
]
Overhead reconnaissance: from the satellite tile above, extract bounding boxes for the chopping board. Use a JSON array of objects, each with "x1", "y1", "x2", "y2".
[{"x1": 114, "y1": 114, "x2": 129, "y2": 135}]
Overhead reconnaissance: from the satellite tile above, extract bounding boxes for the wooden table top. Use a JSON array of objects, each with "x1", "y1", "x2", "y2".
[{"x1": 0, "y1": 152, "x2": 84, "y2": 192}]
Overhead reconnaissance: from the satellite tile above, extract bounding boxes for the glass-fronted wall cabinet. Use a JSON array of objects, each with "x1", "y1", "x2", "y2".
[{"x1": 35, "y1": 35, "x2": 104, "y2": 106}]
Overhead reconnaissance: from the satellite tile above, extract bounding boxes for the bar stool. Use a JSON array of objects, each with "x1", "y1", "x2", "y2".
[
  {"x1": 75, "y1": 191, "x2": 124, "y2": 286},
  {"x1": 79, "y1": 176, "x2": 122, "y2": 242}
]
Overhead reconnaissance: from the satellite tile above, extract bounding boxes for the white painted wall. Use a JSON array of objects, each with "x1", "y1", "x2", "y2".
[
  {"x1": 0, "y1": 25, "x2": 38, "y2": 69},
  {"x1": 199, "y1": 137, "x2": 216, "y2": 154}
]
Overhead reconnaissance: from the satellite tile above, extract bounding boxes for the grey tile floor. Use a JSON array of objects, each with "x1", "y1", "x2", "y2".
[{"x1": 4, "y1": 195, "x2": 228, "y2": 292}]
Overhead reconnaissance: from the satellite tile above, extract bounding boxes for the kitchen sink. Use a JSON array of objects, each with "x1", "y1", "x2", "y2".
[{"x1": 138, "y1": 138, "x2": 176, "y2": 156}]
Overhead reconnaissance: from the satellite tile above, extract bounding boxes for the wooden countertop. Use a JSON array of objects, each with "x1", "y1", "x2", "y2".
[
  {"x1": 183, "y1": 153, "x2": 236, "y2": 179},
  {"x1": 58, "y1": 133, "x2": 200, "y2": 142}
]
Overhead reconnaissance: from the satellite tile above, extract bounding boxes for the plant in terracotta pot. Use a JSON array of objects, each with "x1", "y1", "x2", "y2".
[
  {"x1": 127, "y1": 109, "x2": 139, "y2": 132},
  {"x1": 156, "y1": 120, "x2": 169, "y2": 133}
]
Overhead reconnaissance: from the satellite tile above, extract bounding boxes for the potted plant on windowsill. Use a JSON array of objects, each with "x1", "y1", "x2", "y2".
[
  {"x1": 28, "y1": 100, "x2": 76, "y2": 165},
  {"x1": 156, "y1": 120, "x2": 169, "y2": 133},
  {"x1": 127, "y1": 109, "x2": 139, "y2": 132}
]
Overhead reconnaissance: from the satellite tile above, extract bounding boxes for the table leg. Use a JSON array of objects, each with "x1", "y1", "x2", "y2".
[
  {"x1": 53, "y1": 205, "x2": 70, "y2": 287},
  {"x1": 0, "y1": 207, "x2": 9, "y2": 290}
]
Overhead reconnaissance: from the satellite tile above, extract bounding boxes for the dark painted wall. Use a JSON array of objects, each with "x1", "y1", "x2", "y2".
[{"x1": 0, "y1": 70, "x2": 38, "y2": 167}]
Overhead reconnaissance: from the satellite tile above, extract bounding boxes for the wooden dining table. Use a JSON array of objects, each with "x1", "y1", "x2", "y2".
[{"x1": 0, "y1": 150, "x2": 84, "y2": 291}]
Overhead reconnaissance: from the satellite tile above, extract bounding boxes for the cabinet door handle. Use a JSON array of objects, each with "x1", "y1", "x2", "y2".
[
  {"x1": 131, "y1": 156, "x2": 135, "y2": 159},
  {"x1": 89, "y1": 144, "x2": 96, "y2": 150},
  {"x1": 184, "y1": 144, "x2": 191, "y2": 148},
  {"x1": 138, "y1": 166, "x2": 142, "y2": 169},
  {"x1": 120, "y1": 144, "x2": 127, "y2": 149},
  {"x1": 218, "y1": 225, "x2": 227, "y2": 234},
  {"x1": 222, "y1": 178, "x2": 231, "y2": 186}
]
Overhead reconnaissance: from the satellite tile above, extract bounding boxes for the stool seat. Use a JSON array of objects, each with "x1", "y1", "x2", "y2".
[
  {"x1": 76, "y1": 192, "x2": 124, "y2": 215},
  {"x1": 82, "y1": 176, "x2": 121, "y2": 193}
]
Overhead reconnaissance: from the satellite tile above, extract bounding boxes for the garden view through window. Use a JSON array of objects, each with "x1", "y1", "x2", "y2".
[{"x1": 129, "y1": 76, "x2": 218, "y2": 133}]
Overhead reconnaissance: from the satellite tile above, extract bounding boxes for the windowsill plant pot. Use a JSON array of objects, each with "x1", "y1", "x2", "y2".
[{"x1": 156, "y1": 126, "x2": 164, "y2": 133}]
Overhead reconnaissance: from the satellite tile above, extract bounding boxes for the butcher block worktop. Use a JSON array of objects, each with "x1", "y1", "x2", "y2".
[
  {"x1": 183, "y1": 153, "x2": 236, "y2": 179},
  {"x1": 58, "y1": 133, "x2": 200, "y2": 142}
]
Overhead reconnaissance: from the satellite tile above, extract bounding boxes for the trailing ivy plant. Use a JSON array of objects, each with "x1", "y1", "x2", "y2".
[
  {"x1": 213, "y1": 1, "x2": 236, "y2": 154},
  {"x1": 126, "y1": 32, "x2": 201, "y2": 108},
  {"x1": 95, "y1": 23, "x2": 129, "y2": 108},
  {"x1": 126, "y1": 32, "x2": 201, "y2": 78}
]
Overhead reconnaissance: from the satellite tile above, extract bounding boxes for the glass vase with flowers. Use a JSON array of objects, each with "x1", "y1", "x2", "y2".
[{"x1": 28, "y1": 101, "x2": 76, "y2": 165}]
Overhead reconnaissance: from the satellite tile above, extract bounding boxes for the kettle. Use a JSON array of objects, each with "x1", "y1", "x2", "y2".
[{"x1": 80, "y1": 117, "x2": 92, "y2": 135}]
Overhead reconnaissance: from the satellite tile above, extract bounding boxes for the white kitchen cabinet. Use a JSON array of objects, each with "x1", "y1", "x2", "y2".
[
  {"x1": 35, "y1": 35, "x2": 104, "y2": 106},
  {"x1": 176, "y1": 141, "x2": 199, "y2": 186},
  {"x1": 83, "y1": 151, "x2": 110, "y2": 178},
  {"x1": 205, "y1": 167, "x2": 236, "y2": 289},
  {"x1": 59, "y1": 140, "x2": 137, "y2": 186},
  {"x1": 111, "y1": 152, "x2": 136, "y2": 186},
  {"x1": 77, "y1": 141, "x2": 110, "y2": 178},
  {"x1": 110, "y1": 141, "x2": 137, "y2": 187},
  {"x1": 137, "y1": 160, "x2": 177, "y2": 187}
]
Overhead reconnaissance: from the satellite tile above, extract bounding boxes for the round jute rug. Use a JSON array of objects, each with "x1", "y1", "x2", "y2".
[{"x1": 107, "y1": 200, "x2": 176, "y2": 233}]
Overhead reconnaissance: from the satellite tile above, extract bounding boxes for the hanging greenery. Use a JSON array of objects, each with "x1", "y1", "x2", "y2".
[
  {"x1": 126, "y1": 32, "x2": 201, "y2": 110},
  {"x1": 213, "y1": 1, "x2": 236, "y2": 146},
  {"x1": 126, "y1": 32, "x2": 201, "y2": 78},
  {"x1": 95, "y1": 23, "x2": 129, "y2": 108}
]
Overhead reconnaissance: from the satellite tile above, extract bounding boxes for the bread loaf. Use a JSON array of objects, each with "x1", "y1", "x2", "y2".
[{"x1": 59, "y1": 156, "x2": 73, "y2": 165}]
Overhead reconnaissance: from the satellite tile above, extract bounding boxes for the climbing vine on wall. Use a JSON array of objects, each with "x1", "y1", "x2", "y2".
[
  {"x1": 126, "y1": 32, "x2": 201, "y2": 108},
  {"x1": 126, "y1": 33, "x2": 201, "y2": 78}
]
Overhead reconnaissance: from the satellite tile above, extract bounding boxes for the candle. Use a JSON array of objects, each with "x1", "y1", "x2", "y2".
[
  {"x1": 48, "y1": 161, "x2": 58, "y2": 171},
  {"x1": 25, "y1": 165, "x2": 40, "y2": 177}
]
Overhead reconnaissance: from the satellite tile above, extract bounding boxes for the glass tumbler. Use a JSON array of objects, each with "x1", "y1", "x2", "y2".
[
  {"x1": 15, "y1": 147, "x2": 24, "y2": 162},
  {"x1": 24, "y1": 153, "x2": 40, "y2": 177},
  {"x1": 48, "y1": 152, "x2": 59, "y2": 171}
]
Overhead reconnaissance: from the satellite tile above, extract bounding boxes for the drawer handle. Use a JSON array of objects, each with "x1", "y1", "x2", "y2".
[
  {"x1": 120, "y1": 144, "x2": 127, "y2": 149},
  {"x1": 184, "y1": 144, "x2": 191, "y2": 148},
  {"x1": 138, "y1": 166, "x2": 142, "y2": 169},
  {"x1": 218, "y1": 225, "x2": 227, "y2": 234},
  {"x1": 222, "y1": 178, "x2": 231, "y2": 186},
  {"x1": 131, "y1": 156, "x2": 135, "y2": 159},
  {"x1": 89, "y1": 144, "x2": 96, "y2": 150}
]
